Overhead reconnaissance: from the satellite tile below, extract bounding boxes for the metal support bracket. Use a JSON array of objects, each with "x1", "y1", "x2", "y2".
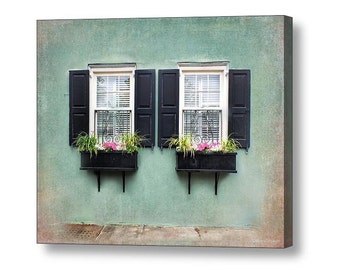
[
  {"x1": 214, "y1": 172, "x2": 220, "y2": 195},
  {"x1": 122, "y1": 171, "x2": 126, "y2": 193},
  {"x1": 186, "y1": 172, "x2": 220, "y2": 195},
  {"x1": 188, "y1": 172, "x2": 191, "y2": 194},
  {"x1": 95, "y1": 170, "x2": 101, "y2": 192},
  {"x1": 93, "y1": 170, "x2": 127, "y2": 192}
]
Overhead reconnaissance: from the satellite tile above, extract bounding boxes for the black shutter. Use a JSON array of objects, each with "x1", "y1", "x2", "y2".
[
  {"x1": 229, "y1": 69, "x2": 251, "y2": 150},
  {"x1": 69, "y1": 70, "x2": 89, "y2": 146},
  {"x1": 135, "y1": 69, "x2": 155, "y2": 147},
  {"x1": 158, "y1": 69, "x2": 179, "y2": 148}
]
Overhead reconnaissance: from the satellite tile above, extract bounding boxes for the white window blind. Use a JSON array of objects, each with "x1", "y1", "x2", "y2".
[
  {"x1": 96, "y1": 110, "x2": 131, "y2": 143},
  {"x1": 182, "y1": 73, "x2": 223, "y2": 142},
  {"x1": 96, "y1": 75, "x2": 130, "y2": 108},
  {"x1": 184, "y1": 74, "x2": 220, "y2": 108},
  {"x1": 183, "y1": 110, "x2": 221, "y2": 143}
]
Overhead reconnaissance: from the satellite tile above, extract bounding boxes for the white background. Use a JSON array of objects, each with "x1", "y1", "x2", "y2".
[{"x1": 1, "y1": 0, "x2": 339, "y2": 269}]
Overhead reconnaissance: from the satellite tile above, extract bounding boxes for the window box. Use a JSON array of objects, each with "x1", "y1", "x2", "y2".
[
  {"x1": 176, "y1": 151, "x2": 237, "y2": 172},
  {"x1": 80, "y1": 151, "x2": 138, "y2": 192},
  {"x1": 75, "y1": 132, "x2": 142, "y2": 192},
  {"x1": 80, "y1": 151, "x2": 138, "y2": 171}
]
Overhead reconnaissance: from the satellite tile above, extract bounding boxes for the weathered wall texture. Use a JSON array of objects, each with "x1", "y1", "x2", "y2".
[{"x1": 37, "y1": 16, "x2": 292, "y2": 247}]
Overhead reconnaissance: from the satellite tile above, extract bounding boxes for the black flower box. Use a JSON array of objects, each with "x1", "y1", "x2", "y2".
[
  {"x1": 80, "y1": 151, "x2": 138, "y2": 171},
  {"x1": 80, "y1": 151, "x2": 138, "y2": 192},
  {"x1": 176, "y1": 151, "x2": 237, "y2": 173}
]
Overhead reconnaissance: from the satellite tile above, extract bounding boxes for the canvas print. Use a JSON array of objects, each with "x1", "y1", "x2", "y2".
[{"x1": 37, "y1": 15, "x2": 293, "y2": 248}]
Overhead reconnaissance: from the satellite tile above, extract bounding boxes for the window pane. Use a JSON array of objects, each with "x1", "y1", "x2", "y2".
[
  {"x1": 183, "y1": 110, "x2": 221, "y2": 142},
  {"x1": 184, "y1": 74, "x2": 220, "y2": 108},
  {"x1": 97, "y1": 75, "x2": 130, "y2": 108},
  {"x1": 96, "y1": 110, "x2": 131, "y2": 143},
  {"x1": 184, "y1": 75, "x2": 198, "y2": 107}
]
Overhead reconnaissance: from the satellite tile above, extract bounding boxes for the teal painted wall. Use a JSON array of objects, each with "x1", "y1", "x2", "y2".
[{"x1": 38, "y1": 16, "x2": 288, "y2": 228}]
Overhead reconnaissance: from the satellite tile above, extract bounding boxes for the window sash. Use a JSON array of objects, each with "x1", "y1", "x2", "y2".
[
  {"x1": 96, "y1": 75, "x2": 131, "y2": 108},
  {"x1": 182, "y1": 110, "x2": 222, "y2": 143},
  {"x1": 89, "y1": 66, "x2": 135, "y2": 138},
  {"x1": 183, "y1": 74, "x2": 221, "y2": 109},
  {"x1": 95, "y1": 109, "x2": 132, "y2": 143}
]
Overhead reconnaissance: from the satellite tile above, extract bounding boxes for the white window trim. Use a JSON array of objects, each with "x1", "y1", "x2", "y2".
[
  {"x1": 178, "y1": 62, "x2": 229, "y2": 141},
  {"x1": 88, "y1": 64, "x2": 136, "y2": 137}
]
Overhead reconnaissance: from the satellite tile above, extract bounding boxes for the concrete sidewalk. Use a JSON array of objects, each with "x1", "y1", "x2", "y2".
[{"x1": 37, "y1": 223, "x2": 280, "y2": 247}]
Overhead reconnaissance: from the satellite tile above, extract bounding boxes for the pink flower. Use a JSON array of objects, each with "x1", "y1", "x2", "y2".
[
  {"x1": 103, "y1": 142, "x2": 117, "y2": 151},
  {"x1": 197, "y1": 142, "x2": 211, "y2": 151},
  {"x1": 195, "y1": 141, "x2": 221, "y2": 152}
]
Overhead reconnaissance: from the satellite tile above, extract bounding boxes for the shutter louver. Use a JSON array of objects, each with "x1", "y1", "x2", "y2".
[
  {"x1": 69, "y1": 70, "x2": 89, "y2": 146},
  {"x1": 228, "y1": 69, "x2": 251, "y2": 150},
  {"x1": 135, "y1": 69, "x2": 155, "y2": 147},
  {"x1": 158, "y1": 69, "x2": 180, "y2": 148}
]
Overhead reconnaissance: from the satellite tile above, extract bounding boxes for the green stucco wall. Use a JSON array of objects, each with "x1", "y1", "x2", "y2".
[{"x1": 38, "y1": 16, "x2": 290, "y2": 229}]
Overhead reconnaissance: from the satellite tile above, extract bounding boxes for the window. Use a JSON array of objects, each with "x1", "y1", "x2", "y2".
[
  {"x1": 70, "y1": 65, "x2": 155, "y2": 147},
  {"x1": 89, "y1": 64, "x2": 136, "y2": 144},
  {"x1": 158, "y1": 65, "x2": 249, "y2": 149},
  {"x1": 178, "y1": 62, "x2": 229, "y2": 143}
]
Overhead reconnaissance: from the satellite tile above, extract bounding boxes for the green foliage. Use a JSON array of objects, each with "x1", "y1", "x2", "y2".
[
  {"x1": 120, "y1": 132, "x2": 144, "y2": 154},
  {"x1": 220, "y1": 135, "x2": 240, "y2": 153},
  {"x1": 75, "y1": 132, "x2": 144, "y2": 156},
  {"x1": 74, "y1": 132, "x2": 98, "y2": 158},
  {"x1": 167, "y1": 133, "x2": 240, "y2": 156},
  {"x1": 167, "y1": 134, "x2": 195, "y2": 158}
]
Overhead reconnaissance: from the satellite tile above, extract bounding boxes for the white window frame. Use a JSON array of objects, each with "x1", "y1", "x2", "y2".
[
  {"x1": 178, "y1": 62, "x2": 229, "y2": 142},
  {"x1": 88, "y1": 64, "x2": 136, "y2": 140}
]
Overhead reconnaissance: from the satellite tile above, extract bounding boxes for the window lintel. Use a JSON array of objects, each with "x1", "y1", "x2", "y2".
[
  {"x1": 178, "y1": 61, "x2": 229, "y2": 72},
  {"x1": 88, "y1": 63, "x2": 136, "y2": 74}
]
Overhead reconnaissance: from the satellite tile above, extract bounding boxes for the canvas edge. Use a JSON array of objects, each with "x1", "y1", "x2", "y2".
[{"x1": 283, "y1": 15, "x2": 293, "y2": 248}]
